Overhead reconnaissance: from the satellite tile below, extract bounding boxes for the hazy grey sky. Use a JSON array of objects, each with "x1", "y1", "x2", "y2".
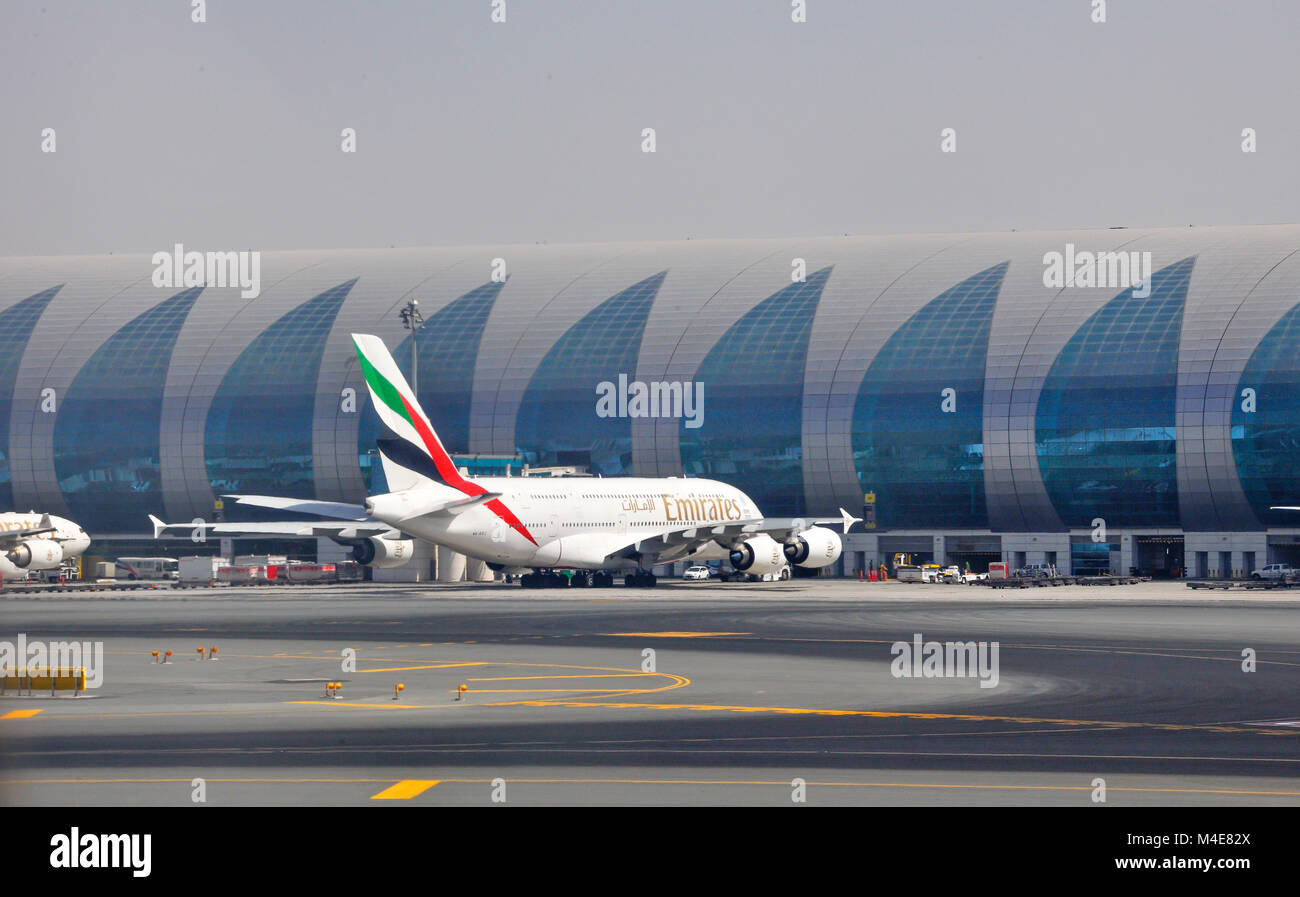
[{"x1": 3, "y1": 0, "x2": 1297, "y2": 255}]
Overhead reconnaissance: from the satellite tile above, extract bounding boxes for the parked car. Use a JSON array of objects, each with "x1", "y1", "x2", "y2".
[
  {"x1": 1251, "y1": 563, "x2": 1298, "y2": 581},
  {"x1": 682, "y1": 565, "x2": 712, "y2": 581},
  {"x1": 1014, "y1": 563, "x2": 1053, "y2": 579}
]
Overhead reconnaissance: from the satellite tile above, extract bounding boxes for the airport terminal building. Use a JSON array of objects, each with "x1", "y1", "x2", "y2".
[{"x1": 4, "y1": 223, "x2": 1300, "y2": 579}]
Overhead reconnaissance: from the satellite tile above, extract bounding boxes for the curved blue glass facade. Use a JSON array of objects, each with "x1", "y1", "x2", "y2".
[
  {"x1": 0, "y1": 286, "x2": 61, "y2": 510},
  {"x1": 1233, "y1": 302, "x2": 1300, "y2": 527},
  {"x1": 53, "y1": 288, "x2": 202, "y2": 531},
  {"x1": 4, "y1": 228, "x2": 1300, "y2": 541},
  {"x1": 357, "y1": 280, "x2": 504, "y2": 489},
  {"x1": 515, "y1": 271, "x2": 666, "y2": 475},
  {"x1": 852, "y1": 263, "x2": 1006, "y2": 529},
  {"x1": 205, "y1": 280, "x2": 355, "y2": 497},
  {"x1": 1035, "y1": 258, "x2": 1194, "y2": 527},
  {"x1": 679, "y1": 268, "x2": 832, "y2": 516}
]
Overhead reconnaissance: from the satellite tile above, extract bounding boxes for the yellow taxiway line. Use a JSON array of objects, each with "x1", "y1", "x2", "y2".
[
  {"x1": 488, "y1": 699, "x2": 1297, "y2": 735},
  {"x1": 357, "y1": 662, "x2": 489, "y2": 673}
]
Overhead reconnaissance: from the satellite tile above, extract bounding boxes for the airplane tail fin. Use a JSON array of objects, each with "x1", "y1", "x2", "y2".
[{"x1": 352, "y1": 333, "x2": 467, "y2": 491}]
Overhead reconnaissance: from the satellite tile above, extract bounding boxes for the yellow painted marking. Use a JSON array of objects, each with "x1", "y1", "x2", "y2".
[
  {"x1": 9, "y1": 662, "x2": 687, "y2": 720},
  {"x1": 468, "y1": 688, "x2": 668, "y2": 693},
  {"x1": 370, "y1": 779, "x2": 440, "y2": 800},
  {"x1": 1, "y1": 709, "x2": 44, "y2": 720},
  {"x1": 606, "y1": 631, "x2": 751, "y2": 638},
  {"x1": 5, "y1": 777, "x2": 405, "y2": 784},
  {"x1": 358, "y1": 662, "x2": 489, "y2": 673},
  {"x1": 467, "y1": 673, "x2": 655, "y2": 681},
  {"x1": 490, "y1": 699, "x2": 1293, "y2": 736}
]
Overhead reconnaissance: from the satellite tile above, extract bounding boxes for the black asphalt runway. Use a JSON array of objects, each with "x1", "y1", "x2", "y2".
[{"x1": 2, "y1": 580, "x2": 1298, "y2": 806}]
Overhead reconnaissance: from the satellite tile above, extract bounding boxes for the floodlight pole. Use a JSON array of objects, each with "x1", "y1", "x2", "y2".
[{"x1": 399, "y1": 298, "x2": 425, "y2": 399}]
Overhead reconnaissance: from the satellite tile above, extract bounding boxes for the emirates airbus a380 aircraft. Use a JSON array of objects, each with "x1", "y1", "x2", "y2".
[{"x1": 154, "y1": 334, "x2": 859, "y2": 588}]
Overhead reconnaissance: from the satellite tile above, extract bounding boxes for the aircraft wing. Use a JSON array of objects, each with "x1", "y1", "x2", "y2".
[
  {"x1": 148, "y1": 515, "x2": 400, "y2": 541},
  {"x1": 752, "y1": 508, "x2": 862, "y2": 540},
  {"x1": 605, "y1": 508, "x2": 861, "y2": 567},
  {"x1": 150, "y1": 488, "x2": 503, "y2": 545},
  {"x1": 618, "y1": 520, "x2": 761, "y2": 565}
]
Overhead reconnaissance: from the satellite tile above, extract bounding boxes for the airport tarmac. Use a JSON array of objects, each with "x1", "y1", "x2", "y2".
[{"x1": 2, "y1": 579, "x2": 1298, "y2": 806}]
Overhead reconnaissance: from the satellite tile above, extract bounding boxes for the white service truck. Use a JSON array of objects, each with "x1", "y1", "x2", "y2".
[{"x1": 178, "y1": 556, "x2": 226, "y2": 587}]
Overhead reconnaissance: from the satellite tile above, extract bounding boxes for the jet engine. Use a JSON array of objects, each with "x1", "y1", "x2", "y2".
[
  {"x1": 783, "y1": 526, "x2": 843, "y2": 568},
  {"x1": 350, "y1": 537, "x2": 414, "y2": 568},
  {"x1": 6, "y1": 539, "x2": 64, "y2": 570},
  {"x1": 729, "y1": 533, "x2": 787, "y2": 575}
]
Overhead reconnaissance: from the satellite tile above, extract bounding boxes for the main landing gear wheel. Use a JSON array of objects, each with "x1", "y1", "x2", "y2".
[
  {"x1": 520, "y1": 571, "x2": 620, "y2": 589},
  {"x1": 521, "y1": 571, "x2": 569, "y2": 589},
  {"x1": 624, "y1": 572, "x2": 658, "y2": 588}
]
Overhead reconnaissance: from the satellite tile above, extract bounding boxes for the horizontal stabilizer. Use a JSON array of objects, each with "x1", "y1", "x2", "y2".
[
  {"x1": 426, "y1": 491, "x2": 501, "y2": 518},
  {"x1": 369, "y1": 490, "x2": 503, "y2": 523},
  {"x1": 225, "y1": 494, "x2": 369, "y2": 520}
]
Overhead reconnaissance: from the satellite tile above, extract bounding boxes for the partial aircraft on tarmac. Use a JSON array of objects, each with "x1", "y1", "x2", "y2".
[
  {"x1": 0, "y1": 512, "x2": 92, "y2": 580},
  {"x1": 150, "y1": 333, "x2": 860, "y2": 587}
]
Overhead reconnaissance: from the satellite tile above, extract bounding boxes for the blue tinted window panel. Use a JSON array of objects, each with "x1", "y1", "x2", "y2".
[
  {"x1": 1035, "y1": 258, "x2": 1194, "y2": 527},
  {"x1": 1233, "y1": 300, "x2": 1300, "y2": 525},
  {"x1": 853, "y1": 263, "x2": 1007, "y2": 529},
  {"x1": 0, "y1": 286, "x2": 62, "y2": 509},
  {"x1": 54, "y1": 288, "x2": 202, "y2": 530},
  {"x1": 681, "y1": 268, "x2": 833, "y2": 516},
  {"x1": 206, "y1": 280, "x2": 355, "y2": 498},
  {"x1": 516, "y1": 271, "x2": 667, "y2": 476}
]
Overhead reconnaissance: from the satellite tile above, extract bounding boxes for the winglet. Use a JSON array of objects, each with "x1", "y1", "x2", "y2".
[
  {"x1": 839, "y1": 507, "x2": 862, "y2": 535},
  {"x1": 148, "y1": 514, "x2": 167, "y2": 539}
]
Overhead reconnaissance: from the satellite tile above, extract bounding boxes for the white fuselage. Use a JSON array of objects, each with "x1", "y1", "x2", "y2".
[
  {"x1": 370, "y1": 477, "x2": 760, "y2": 570},
  {"x1": 0, "y1": 513, "x2": 91, "y2": 578}
]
